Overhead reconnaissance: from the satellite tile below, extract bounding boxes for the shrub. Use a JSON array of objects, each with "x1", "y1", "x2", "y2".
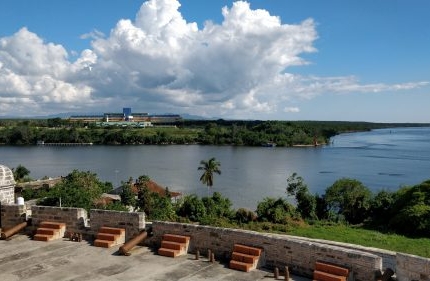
[
  {"x1": 388, "y1": 180, "x2": 430, "y2": 236},
  {"x1": 176, "y1": 195, "x2": 206, "y2": 222},
  {"x1": 202, "y1": 192, "x2": 234, "y2": 219},
  {"x1": 235, "y1": 208, "x2": 257, "y2": 224},
  {"x1": 137, "y1": 186, "x2": 176, "y2": 221},
  {"x1": 256, "y1": 197, "x2": 295, "y2": 224}
]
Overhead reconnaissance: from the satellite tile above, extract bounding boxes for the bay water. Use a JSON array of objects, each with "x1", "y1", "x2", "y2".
[{"x1": 1, "y1": 127, "x2": 429, "y2": 209}]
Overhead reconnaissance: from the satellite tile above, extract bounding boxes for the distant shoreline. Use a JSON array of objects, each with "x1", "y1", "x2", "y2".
[{"x1": 292, "y1": 143, "x2": 326, "y2": 147}]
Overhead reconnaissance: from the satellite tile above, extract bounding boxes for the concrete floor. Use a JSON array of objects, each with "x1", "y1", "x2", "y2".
[{"x1": 0, "y1": 234, "x2": 311, "y2": 281}]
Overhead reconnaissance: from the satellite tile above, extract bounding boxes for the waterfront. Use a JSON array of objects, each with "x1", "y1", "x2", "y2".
[{"x1": 1, "y1": 127, "x2": 429, "y2": 209}]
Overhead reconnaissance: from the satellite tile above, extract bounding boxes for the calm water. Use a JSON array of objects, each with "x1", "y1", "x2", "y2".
[{"x1": 1, "y1": 127, "x2": 429, "y2": 209}]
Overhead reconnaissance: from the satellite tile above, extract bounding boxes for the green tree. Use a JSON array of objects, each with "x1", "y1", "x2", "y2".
[
  {"x1": 368, "y1": 190, "x2": 395, "y2": 227},
  {"x1": 198, "y1": 157, "x2": 221, "y2": 194},
  {"x1": 176, "y1": 194, "x2": 206, "y2": 222},
  {"x1": 100, "y1": 201, "x2": 129, "y2": 211},
  {"x1": 47, "y1": 117, "x2": 63, "y2": 128},
  {"x1": 388, "y1": 180, "x2": 430, "y2": 236},
  {"x1": 134, "y1": 175, "x2": 176, "y2": 220},
  {"x1": 120, "y1": 182, "x2": 136, "y2": 207},
  {"x1": 286, "y1": 173, "x2": 317, "y2": 220},
  {"x1": 202, "y1": 192, "x2": 234, "y2": 219},
  {"x1": 235, "y1": 208, "x2": 257, "y2": 224},
  {"x1": 13, "y1": 164, "x2": 31, "y2": 182},
  {"x1": 135, "y1": 175, "x2": 150, "y2": 212},
  {"x1": 9, "y1": 126, "x2": 34, "y2": 144},
  {"x1": 39, "y1": 170, "x2": 109, "y2": 211},
  {"x1": 138, "y1": 187, "x2": 175, "y2": 220},
  {"x1": 256, "y1": 197, "x2": 295, "y2": 224},
  {"x1": 324, "y1": 178, "x2": 372, "y2": 224},
  {"x1": 149, "y1": 193, "x2": 176, "y2": 220},
  {"x1": 314, "y1": 194, "x2": 328, "y2": 220}
]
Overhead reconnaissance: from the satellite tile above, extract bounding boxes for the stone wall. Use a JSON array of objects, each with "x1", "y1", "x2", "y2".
[
  {"x1": 89, "y1": 209, "x2": 145, "y2": 241},
  {"x1": 291, "y1": 236, "x2": 397, "y2": 271},
  {"x1": 31, "y1": 206, "x2": 89, "y2": 234},
  {"x1": 0, "y1": 204, "x2": 27, "y2": 229},
  {"x1": 29, "y1": 207, "x2": 145, "y2": 241},
  {"x1": 150, "y1": 221, "x2": 382, "y2": 281},
  {"x1": 396, "y1": 253, "x2": 430, "y2": 281},
  {"x1": 2, "y1": 205, "x2": 429, "y2": 281},
  {"x1": 0, "y1": 186, "x2": 15, "y2": 205}
]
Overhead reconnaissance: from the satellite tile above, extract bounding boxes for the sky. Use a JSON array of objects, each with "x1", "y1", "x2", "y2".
[{"x1": 0, "y1": 0, "x2": 429, "y2": 122}]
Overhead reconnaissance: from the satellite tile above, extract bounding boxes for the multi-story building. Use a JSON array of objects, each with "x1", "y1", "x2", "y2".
[{"x1": 69, "y1": 108, "x2": 182, "y2": 125}]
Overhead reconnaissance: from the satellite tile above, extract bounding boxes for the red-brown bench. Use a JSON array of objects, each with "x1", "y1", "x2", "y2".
[
  {"x1": 158, "y1": 234, "x2": 190, "y2": 258},
  {"x1": 229, "y1": 244, "x2": 262, "y2": 272},
  {"x1": 33, "y1": 221, "x2": 66, "y2": 242},
  {"x1": 313, "y1": 261, "x2": 349, "y2": 281},
  {"x1": 93, "y1": 226, "x2": 125, "y2": 248}
]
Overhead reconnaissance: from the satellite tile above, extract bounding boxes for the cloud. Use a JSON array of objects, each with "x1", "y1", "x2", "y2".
[
  {"x1": 85, "y1": 0, "x2": 319, "y2": 116},
  {"x1": 0, "y1": 0, "x2": 428, "y2": 118},
  {"x1": 287, "y1": 75, "x2": 430, "y2": 99},
  {"x1": 284, "y1": 107, "x2": 300, "y2": 113},
  {"x1": 0, "y1": 28, "x2": 94, "y2": 116},
  {"x1": 80, "y1": 29, "x2": 105, "y2": 40}
]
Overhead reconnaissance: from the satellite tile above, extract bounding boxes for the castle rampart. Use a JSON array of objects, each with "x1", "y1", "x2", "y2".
[{"x1": 1, "y1": 205, "x2": 429, "y2": 281}]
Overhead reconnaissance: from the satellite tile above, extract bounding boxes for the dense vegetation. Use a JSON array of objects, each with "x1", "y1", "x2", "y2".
[
  {"x1": 18, "y1": 165, "x2": 430, "y2": 258},
  {"x1": 0, "y1": 118, "x2": 427, "y2": 146},
  {"x1": 6, "y1": 118, "x2": 429, "y2": 256}
]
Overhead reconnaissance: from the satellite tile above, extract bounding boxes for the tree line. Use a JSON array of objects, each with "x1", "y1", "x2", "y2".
[
  {"x1": 1, "y1": 118, "x2": 426, "y2": 146},
  {"x1": 17, "y1": 158, "x2": 430, "y2": 238}
]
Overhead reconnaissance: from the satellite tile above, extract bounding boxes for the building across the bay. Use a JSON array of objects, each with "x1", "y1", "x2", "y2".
[{"x1": 69, "y1": 108, "x2": 182, "y2": 126}]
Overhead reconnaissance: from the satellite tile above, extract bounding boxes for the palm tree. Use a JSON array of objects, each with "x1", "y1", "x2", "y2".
[{"x1": 198, "y1": 157, "x2": 221, "y2": 195}]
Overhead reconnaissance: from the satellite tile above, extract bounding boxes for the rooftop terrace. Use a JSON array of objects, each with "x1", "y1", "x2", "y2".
[{"x1": 0, "y1": 234, "x2": 310, "y2": 281}]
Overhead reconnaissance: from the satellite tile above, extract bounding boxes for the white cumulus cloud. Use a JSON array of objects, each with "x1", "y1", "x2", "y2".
[
  {"x1": 0, "y1": 0, "x2": 428, "y2": 118},
  {"x1": 0, "y1": 28, "x2": 94, "y2": 116}
]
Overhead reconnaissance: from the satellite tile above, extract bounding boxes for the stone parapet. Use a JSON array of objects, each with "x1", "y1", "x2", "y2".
[
  {"x1": 30, "y1": 206, "x2": 88, "y2": 234},
  {"x1": 396, "y1": 253, "x2": 430, "y2": 281},
  {"x1": 3, "y1": 205, "x2": 429, "y2": 281},
  {"x1": 0, "y1": 204, "x2": 27, "y2": 229},
  {"x1": 288, "y1": 236, "x2": 397, "y2": 271},
  {"x1": 89, "y1": 209, "x2": 145, "y2": 241},
  {"x1": 151, "y1": 221, "x2": 382, "y2": 281}
]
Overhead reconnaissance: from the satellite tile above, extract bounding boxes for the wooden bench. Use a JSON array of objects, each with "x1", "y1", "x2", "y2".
[
  {"x1": 229, "y1": 244, "x2": 262, "y2": 272},
  {"x1": 313, "y1": 261, "x2": 349, "y2": 281},
  {"x1": 93, "y1": 226, "x2": 125, "y2": 248},
  {"x1": 158, "y1": 234, "x2": 190, "y2": 258},
  {"x1": 33, "y1": 221, "x2": 66, "y2": 242}
]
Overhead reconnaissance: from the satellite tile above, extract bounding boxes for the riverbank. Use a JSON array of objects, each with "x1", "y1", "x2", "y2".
[
  {"x1": 15, "y1": 177, "x2": 63, "y2": 191},
  {"x1": 3, "y1": 127, "x2": 430, "y2": 210}
]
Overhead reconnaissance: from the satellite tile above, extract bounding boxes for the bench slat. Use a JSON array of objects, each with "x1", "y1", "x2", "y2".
[
  {"x1": 315, "y1": 262, "x2": 349, "y2": 277},
  {"x1": 233, "y1": 244, "x2": 261, "y2": 256},
  {"x1": 313, "y1": 270, "x2": 347, "y2": 281},
  {"x1": 229, "y1": 260, "x2": 252, "y2": 272}
]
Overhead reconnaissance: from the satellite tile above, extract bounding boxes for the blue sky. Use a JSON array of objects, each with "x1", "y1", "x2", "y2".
[{"x1": 0, "y1": 0, "x2": 429, "y2": 122}]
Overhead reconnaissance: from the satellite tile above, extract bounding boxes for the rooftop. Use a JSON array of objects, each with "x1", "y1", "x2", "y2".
[{"x1": 0, "y1": 234, "x2": 310, "y2": 281}]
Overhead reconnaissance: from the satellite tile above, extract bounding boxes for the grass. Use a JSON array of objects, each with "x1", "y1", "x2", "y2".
[
  {"x1": 237, "y1": 221, "x2": 430, "y2": 258},
  {"x1": 288, "y1": 224, "x2": 430, "y2": 257}
]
